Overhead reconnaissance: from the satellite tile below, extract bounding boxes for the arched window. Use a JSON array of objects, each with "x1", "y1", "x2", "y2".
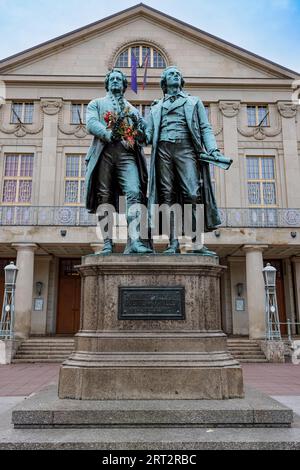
[{"x1": 115, "y1": 45, "x2": 166, "y2": 68}]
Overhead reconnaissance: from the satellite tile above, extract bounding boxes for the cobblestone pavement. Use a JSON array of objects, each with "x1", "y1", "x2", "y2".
[{"x1": 0, "y1": 363, "x2": 299, "y2": 396}]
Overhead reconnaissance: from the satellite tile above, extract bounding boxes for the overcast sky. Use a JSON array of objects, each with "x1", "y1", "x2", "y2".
[{"x1": 0, "y1": 0, "x2": 299, "y2": 72}]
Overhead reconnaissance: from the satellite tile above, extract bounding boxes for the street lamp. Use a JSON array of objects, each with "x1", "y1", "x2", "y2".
[
  {"x1": 0, "y1": 261, "x2": 18, "y2": 339},
  {"x1": 262, "y1": 263, "x2": 281, "y2": 341}
]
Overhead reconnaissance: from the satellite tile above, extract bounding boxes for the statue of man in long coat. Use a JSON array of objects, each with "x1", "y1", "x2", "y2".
[
  {"x1": 85, "y1": 69, "x2": 152, "y2": 254},
  {"x1": 146, "y1": 66, "x2": 232, "y2": 254}
]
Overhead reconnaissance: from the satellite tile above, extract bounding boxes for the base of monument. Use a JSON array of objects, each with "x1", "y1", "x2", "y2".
[
  {"x1": 12, "y1": 384, "x2": 293, "y2": 429},
  {"x1": 58, "y1": 349, "x2": 243, "y2": 400},
  {"x1": 58, "y1": 254, "x2": 244, "y2": 400}
]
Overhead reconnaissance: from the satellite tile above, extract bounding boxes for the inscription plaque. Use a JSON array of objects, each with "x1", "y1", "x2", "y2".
[{"x1": 118, "y1": 287, "x2": 185, "y2": 320}]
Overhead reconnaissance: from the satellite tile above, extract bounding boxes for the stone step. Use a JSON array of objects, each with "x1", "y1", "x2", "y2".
[
  {"x1": 238, "y1": 359, "x2": 268, "y2": 363},
  {"x1": 12, "y1": 359, "x2": 65, "y2": 363},
  {"x1": 227, "y1": 339, "x2": 267, "y2": 362},
  {"x1": 23, "y1": 341, "x2": 74, "y2": 345},
  {"x1": 18, "y1": 348, "x2": 73, "y2": 354},
  {"x1": 230, "y1": 350, "x2": 264, "y2": 354},
  {"x1": 15, "y1": 352, "x2": 73, "y2": 357},
  {"x1": 227, "y1": 342, "x2": 260, "y2": 345},
  {"x1": 20, "y1": 345, "x2": 74, "y2": 349},
  {"x1": 14, "y1": 352, "x2": 69, "y2": 355},
  {"x1": 230, "y1": 353, "x2": 265, "y2": 359}
]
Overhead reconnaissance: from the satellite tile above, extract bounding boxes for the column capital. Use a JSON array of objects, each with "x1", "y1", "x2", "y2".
[
  {"x1": 12, "y1": 243, "x2": 38, "y2": 252},
  {"x1": 292, "y1": 256, "x2": 300, "y2": 263},
  {"x1": 277, "y1": 101, "x2": 297, "y2": 118},
  {"x1": 218, "y1": 100, "x2": 241, "y2": 118},
  {"x1": 40, "y1": 98, "x2": 63, "y2": 115},
  {"x1": 243, "y1": 244, "x2": 268, "y2": 253}
]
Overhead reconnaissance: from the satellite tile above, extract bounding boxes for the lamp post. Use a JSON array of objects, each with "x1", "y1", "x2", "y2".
[
  {"x1": 0, "y1": 261, "x2": 18, "y2": 339},
  {"x1": 262, "y1": 263, "x2": 281, "y2": 341}
]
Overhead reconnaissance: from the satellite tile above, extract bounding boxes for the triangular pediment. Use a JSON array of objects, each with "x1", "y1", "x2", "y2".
[{"x1": 0, "y1": 3, "x2": 298, "y2": 80}]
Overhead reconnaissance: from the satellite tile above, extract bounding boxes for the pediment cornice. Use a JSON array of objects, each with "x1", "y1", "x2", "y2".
[{"x1": 0, "y1": 4, "x2": 299, "y2": 80}]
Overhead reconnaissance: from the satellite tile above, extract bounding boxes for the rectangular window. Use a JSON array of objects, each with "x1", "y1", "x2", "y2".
[
  {"x1": 246, "y1": 156, "x2": 276, "y2": 206},
  {"x1": 2, "y1": 154, "x2": 34, "y2": 204},
  {"x1": 71, "y1": 104, "x2": 88, "y2": 124},
  {"x1": 247, "y1": 105, "x2": 269, "y2": 127},
  {"x1": 64, "y1": 155, "x2": 86, "y2": 205},
  {"x1": 11, "y1": 103, "x2": 34, "y2": 124},
  {"x1": 153, "y1": 49, "x2": 165, "y2": 68}
]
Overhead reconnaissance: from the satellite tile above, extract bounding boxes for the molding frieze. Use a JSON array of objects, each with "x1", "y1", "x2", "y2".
[
  {"x1": 0, "y1": 102, "x2": 44, "y2": 137},
  {"x1": 107, "y1": 38, "x2": 173, "y2": 69},
  {"x1": 277, "y1": 102, "x2": 297, "y2": 118},
  {"x1": 58, "y1": 109, "x2": 88, "y2": 139},
  {"x1": 40, "y1": 99, "x2": 63, "y2": 115},
  {"x1": 58, "y1": 122, "x2": 88, "y2": 139},
  {"x1": 218, "y1": 101, "x2": 240, "y2": 118},
  {"x1": 237, "y1": 112, "x2": 282, "y2": 141}
]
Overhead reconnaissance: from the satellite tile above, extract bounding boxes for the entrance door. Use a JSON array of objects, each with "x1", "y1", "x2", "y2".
[
  {"x1": 264, "y1": 260, "x2": 287, "y2": 335},
  {"x1": 56, "y1": 258, "x2": 81, "y2": 335}
]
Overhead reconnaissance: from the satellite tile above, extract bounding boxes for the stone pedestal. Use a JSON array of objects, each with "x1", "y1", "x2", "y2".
[
  {"x1": 0, "y1": 339, "x2": 19, "y2": 364},
  {"x1": 59, "y1": 254, "x2": 243, "y2": 400}
]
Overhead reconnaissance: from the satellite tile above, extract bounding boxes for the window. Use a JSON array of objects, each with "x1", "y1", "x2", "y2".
[
  {"x1": 11, "y1": 103, "x2": 34, "y2": 124},
  {"x1": 71, "y1": 104, "x2": 88, "y2": 124},
  {"x1": 2, "y1": 154, "x2": 34, "y2": 204},
  {"x1": 115, "y1": 45, "x2": 166, "y2": 68},
  {"x1": 247, "y1": 157, "x2": 276, "y2": 206},
  {"x1": 64, "y1": 155, "x2": 86, "y2": 205},
  {"x1": 247, "y1": 105, "x2": 269, "y2": 127},
  {"x1": 132, "y1": 103, "x2": 151, "y2": 120}
]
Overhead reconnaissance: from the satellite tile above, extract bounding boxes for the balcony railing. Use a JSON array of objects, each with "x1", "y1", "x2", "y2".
[{"x1": 0, "y1": 206, "x2": 299, "y2": 228}]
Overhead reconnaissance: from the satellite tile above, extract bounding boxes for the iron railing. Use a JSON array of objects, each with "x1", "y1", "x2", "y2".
[{"x1": 0, "y1": 206, "x2": 299, "y2": 228}]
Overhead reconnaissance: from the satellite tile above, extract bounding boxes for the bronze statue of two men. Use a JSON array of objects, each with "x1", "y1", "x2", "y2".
[{"x1": 85, "y1": 66, "x2": 232, "y2": 255}]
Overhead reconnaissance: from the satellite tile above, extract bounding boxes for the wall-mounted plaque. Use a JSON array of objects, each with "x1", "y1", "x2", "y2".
[
  {"x1": 235, "y1": 298, "x2": 245, "y2": 312},
  {"x1": 118, "y1": 287, "x2": 185, "y2": 320},
  {"x1": 34, "y1": 298, "x2": 44, "y2": 311}
]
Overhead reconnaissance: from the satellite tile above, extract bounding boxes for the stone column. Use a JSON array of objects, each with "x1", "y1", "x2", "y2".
[
  {"x1": 39, "y1": 99, "x2": 62, "y2": 205},
  {"x1": 243, "y1": 245, "x2": 268, "y2": 339},
  {"x1": 219, "y1": 101, "x2": 241, "y2": 207},
  {"x1": 278, "y1": 102, "x2": 300, "y2": 207},
  {"x1": 12, "y1": 243, "x2": 37, "y2": 340},
  {"x1": 292, "y1": 257, "x2": 300, "y2": 324}
]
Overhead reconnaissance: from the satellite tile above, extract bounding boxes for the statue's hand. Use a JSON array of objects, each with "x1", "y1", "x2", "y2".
[
  {"x1": 211, "y1": 149, "x2": 222, "y2": 159},
  {"x1": 103, "y1": 129, "x2": 113, "y2": 143}
]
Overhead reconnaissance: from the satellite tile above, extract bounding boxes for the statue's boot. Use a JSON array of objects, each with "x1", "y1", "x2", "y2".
[
  {"x1": 101, "y1": 238, "x2": 113, "y2": 255},
  {"x1": 125, "y1": 209, "x2": 153, "y2": 254},
  {"x1": 192, "y1": 243, "x2": 217, "y2": 257},
  {"x1": 163, "y1": 213, "x2": 180, "y2": 254},
  {"x1": 129, "y1": 239, "x2": 153, "y2": 254},
  {"x1": 164, "y1": 239, "x2": 180, "y2": 254}
]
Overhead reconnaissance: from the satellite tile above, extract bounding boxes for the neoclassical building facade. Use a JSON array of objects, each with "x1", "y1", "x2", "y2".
[{"x1": 0, "y1": 4, "x2": 299, "y2": 340}]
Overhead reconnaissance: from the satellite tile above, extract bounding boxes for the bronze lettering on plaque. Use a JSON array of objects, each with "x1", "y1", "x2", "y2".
[{"x1": 118, "y1": 287, "x2": 185, "y2": 320}]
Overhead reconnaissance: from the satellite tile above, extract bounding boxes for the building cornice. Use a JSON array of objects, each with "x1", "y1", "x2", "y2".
[{"x1": 0, "y1": 75, "x2": 296, "y2": 89}]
